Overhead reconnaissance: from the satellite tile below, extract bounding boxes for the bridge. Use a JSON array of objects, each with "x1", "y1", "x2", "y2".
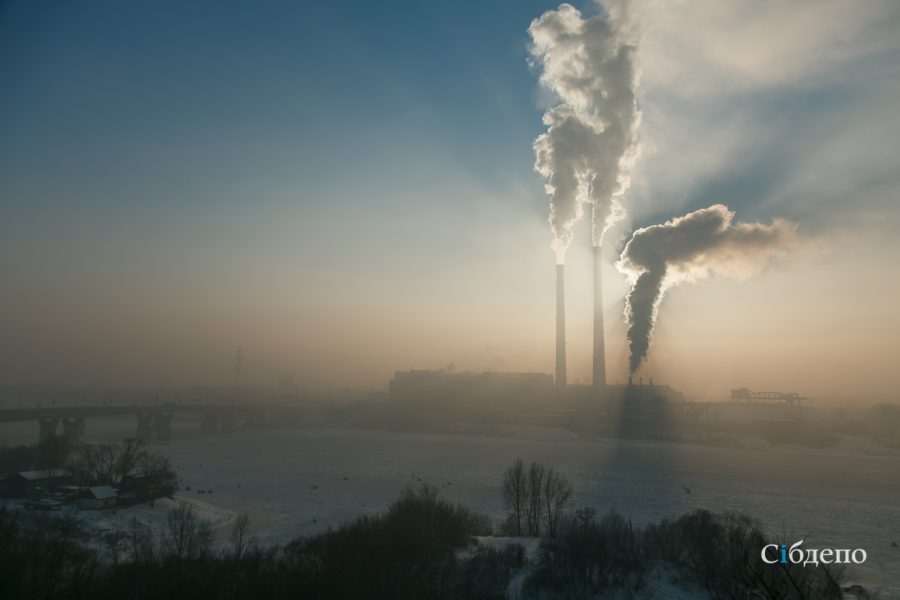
[{"x1": 0, "y1": 403, "x2": 309, "y2": 444}]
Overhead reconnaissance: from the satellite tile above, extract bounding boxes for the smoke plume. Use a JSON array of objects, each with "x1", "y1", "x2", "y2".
[
  {"x1": 529, "y1": 2, "x2": 641, "y2": 263},
  {"x1": 618, "y1": 204, "x2": 797, "y2": 374}
]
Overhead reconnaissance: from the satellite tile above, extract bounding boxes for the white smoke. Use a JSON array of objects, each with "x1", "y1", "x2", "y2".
[
  {"x1": 529, "y1": 2, "x2": 641, "y2": 263},
  {"x1": 617, "y1": 204, "x2": 798, "y2": 374}
]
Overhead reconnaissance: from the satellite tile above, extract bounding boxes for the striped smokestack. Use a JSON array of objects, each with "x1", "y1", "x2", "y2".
[
  {"x1": 592, "y1": 245, "x2": 606, "y2": 388},
  {"x1": 555, "y1": 264, "x2": 567, "y2": 387}
]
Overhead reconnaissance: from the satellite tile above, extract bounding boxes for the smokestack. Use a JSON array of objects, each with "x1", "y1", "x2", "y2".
[
  {"x1": 592, "y1": 245, "x2": 606, "y2": 389},
  {"x1": 555, "y1": 264, "x2": 567, "y2": 387}
]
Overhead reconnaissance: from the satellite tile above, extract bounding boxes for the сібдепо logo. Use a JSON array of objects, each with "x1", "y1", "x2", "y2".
[{"x1": 761, "y1": 540, "x2": 867, "y2": 567}]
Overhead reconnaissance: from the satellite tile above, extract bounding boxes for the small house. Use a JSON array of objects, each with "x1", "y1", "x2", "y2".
[
  {"x1": 79, "y1": 485, "x2": 118, "y2": 510},
  {"x1": 0, "y1": 469, "x2": 74, "y2": 498}
]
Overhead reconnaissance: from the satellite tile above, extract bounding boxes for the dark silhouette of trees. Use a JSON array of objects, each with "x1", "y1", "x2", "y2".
[
  {"x1": 526, "y1": 461, "x2": 544, "y2": 536},
  {"x1": 285, "y1": 484, "x2": 488, "y2": 598},
  {"x1": 0, "y1": 505, "x2": 97, "y2": 600},
  {"x1": 645, "y1": 509, "x2": 845, "y2": 600},
  {"x1": 541, "y1": 467, "x2": 572, "y2": 537},
  {"x1": 35, "y1": 434, "x2": 71, "y2": 470},
  {"x1": 502, "y1": 459, "x2": 572, "y2": 538},
  {"x1": 502, "y1": 458, "x2": 527, "y2": 535},
  {"x1": 0, "y1": 469, "x2": 852, "y2": 600},
  {"x1": 230, "y1": 511, "x2": 254, "y2": 560},
  {"x1": 67, "y1": 439, "x2": 173, "y2": 486}
]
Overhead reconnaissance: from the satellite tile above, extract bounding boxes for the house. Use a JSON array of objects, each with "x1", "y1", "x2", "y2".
[
  {"x1": 0, "y1": 469, "x2": 74, "y2": 498},
  {"x1": 119, "y1": 471, "x2": 175, "y2": 505},
  {"x1": 79, "y1": 485, "x2": 118, "y2": 510}
]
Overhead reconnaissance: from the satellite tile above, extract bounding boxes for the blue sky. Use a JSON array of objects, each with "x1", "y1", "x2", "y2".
[{"x1": 0, "y1": 0, "x2": 558, "y2": 218}]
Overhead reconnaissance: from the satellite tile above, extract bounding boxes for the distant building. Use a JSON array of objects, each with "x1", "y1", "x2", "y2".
[
  {"x1": 0, "y1": 469, "x2": 74, "y2": 498},
  {"x1": 79, "y1": 485, "x2": 118, "y2": 510}
]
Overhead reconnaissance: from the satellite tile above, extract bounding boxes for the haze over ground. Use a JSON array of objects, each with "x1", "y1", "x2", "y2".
[{"x1": 2, "y1": 0, "x2": 899, "y2": 399}]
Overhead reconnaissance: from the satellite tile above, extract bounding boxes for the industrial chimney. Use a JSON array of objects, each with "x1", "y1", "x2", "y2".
[
  {"x1": 555, "y1": 264, "x2": 567, "y2": 387},
  {"x1": 592, "y1": 245, "x2": 606, "y2": 389}
]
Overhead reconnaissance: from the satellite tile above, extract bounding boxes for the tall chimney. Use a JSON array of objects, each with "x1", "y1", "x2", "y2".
[
  {"x1": 592, "y1": 245, "x2": 606, "y2": 389},
  {"x1": 555, "y1": 264, "x2": 567, "y2": 387}
]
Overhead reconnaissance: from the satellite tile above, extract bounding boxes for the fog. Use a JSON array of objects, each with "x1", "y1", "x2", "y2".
[{"x1": 3, "y1": 215, "x2": 899, "y2": 399}]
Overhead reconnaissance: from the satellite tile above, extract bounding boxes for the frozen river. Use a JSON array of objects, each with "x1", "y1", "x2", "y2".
[{"x1": 2, "y1": 418, "x2": 899, "y2": 594}]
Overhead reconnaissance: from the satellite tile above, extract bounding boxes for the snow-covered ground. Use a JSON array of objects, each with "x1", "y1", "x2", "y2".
[
  {"x1": 1, "y1": 418, "x2": 898, "y2": 596},
  {"x1": 159, "y1": 426, "x2": 899, "y2": 596}
]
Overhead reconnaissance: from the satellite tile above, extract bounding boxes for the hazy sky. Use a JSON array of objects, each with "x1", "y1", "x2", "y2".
[{"x1": 2, "y1": 1, "x2": 899, "y2": 399}]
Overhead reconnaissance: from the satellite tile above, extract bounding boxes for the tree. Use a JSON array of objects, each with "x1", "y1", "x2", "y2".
[
  {"x1": 502, "y1": 459, "x2": 529, "y2": 536},
  {"x1": 161, "y1": 502, "x2": 213, "y2": 597},
  {"x1": 526, "y1": 461, "x2": 546, "y2": 536},
  {"x1": 230, "y1": 511, "x2": 254, "y2": 560},
  {"x1": 114, "y1": 438, "x2": 148, "y2": 482},
  {"x1": 542, "y1": 467, "x2": 573, "y2": 537},
  {"x1": 162, "y1": 503, "x2": 213, "y2": 565},
  {"x1": 127, "y1": 517, "x2": 156, "y2": 565},
  {"x1": 35, "y1": 434, "x2": 69, "y2": 470},
  {"x1": 69, "y1": 439, "x2": 174, "y2": 486}
]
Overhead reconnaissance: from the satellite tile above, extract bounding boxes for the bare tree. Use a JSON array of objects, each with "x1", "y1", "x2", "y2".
[
  {"x1": 102, "y1": 526, "x2": 129, "y2": 568},
  {"x1": 115, "y1": 438, "x2": 148, "y2": 482},
  {"x1": 230, "y1": 511, "x2": 254, "y2": 560},
  {"x1": 128, "y1": 517, "x2": 156, "y2": 564},
  {"x1": 542, "y1": 467, "x2": 573, "y2": 537},
  {"x1": 95, "y1": 443, "x2": 118, "y2": 485},
  {"x1": 69, "y1": 439, "x2": 174, "y2": 486},
  {"x1": 526, "y1": 462, "x2": 546, "y2": 536},
  {"x1": 502, "y1": 459, "x2": 529, "y2": 536},
  {"x1": 69, "y1": 443, "x2": 99, "y2": 485},
  {"x1": 138, "y1": 452, "x2": 173, "y2": 478},
  {"x1": 162, "y1": 503, "x2": 213, "y2": 564}
]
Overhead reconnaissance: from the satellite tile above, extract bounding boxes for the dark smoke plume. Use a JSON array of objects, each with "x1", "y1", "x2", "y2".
[{"x1": 618, "y1": 204, "x2": 797, "y2": 374}]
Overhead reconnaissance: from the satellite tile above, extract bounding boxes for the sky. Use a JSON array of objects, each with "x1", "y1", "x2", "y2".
[{"x1": 1, "y1": 0, "x2": 899, "y2": 399}]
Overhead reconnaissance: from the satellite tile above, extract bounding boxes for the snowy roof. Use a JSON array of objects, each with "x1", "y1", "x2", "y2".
[
  {"x1": 18, "y1": 469, "x2": 72, "y2": 481},
  {"x1": 85, "y1": 485, "x2": 117, "y2": 500}
]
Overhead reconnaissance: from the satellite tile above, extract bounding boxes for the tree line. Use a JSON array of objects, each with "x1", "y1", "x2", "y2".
[
  {"x1": 0, "y1": 459, "x2": 852, "y2": 599},
  {"x1": 0, "y1": 436, "x2": 174, "y2": 490}
]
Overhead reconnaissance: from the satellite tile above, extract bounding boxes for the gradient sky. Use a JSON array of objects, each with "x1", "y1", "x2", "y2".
[{"x1": 2, "y1": 1, "x2": 899, "y2": 399}]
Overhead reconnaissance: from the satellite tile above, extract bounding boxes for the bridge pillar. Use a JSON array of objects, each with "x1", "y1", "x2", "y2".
[
  {"x1": 201, "y1": 409, "x2": 219, "y2": 434},
  {"x1": 136, "y1": 413, "x2": 153, "y2": 441},
  {"x1": 37, "y1": 418, "x2": 60, "y2": 443},
  {"x1": 153, "y1": 412, "x2": 172, "y2": 441},
  {"x1": 61, "y1": 417, "x2": 85, "y2": 444}
]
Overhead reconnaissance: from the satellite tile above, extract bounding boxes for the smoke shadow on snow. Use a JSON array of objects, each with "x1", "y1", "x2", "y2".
[{"x1": 570, "y1": 385, "x2": 695, "y2": 524}]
